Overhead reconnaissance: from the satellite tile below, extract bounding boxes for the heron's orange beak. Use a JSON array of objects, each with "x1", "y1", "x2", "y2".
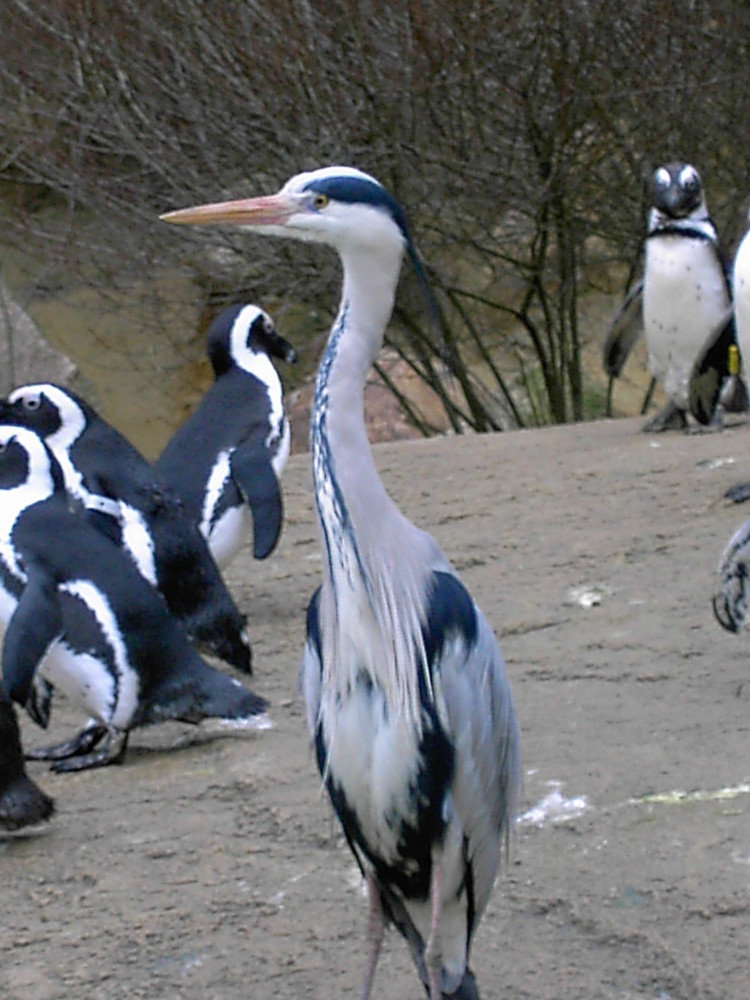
[{"x1": 160, "y1": 193, "x2": 294, "y2": 227}]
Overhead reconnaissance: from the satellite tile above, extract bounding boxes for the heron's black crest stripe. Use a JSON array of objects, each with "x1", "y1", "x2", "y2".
[{"x1": 303, "y1": 174, "x2": 412, "y2": 245}]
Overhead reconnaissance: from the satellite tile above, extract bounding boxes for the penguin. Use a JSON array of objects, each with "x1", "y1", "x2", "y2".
[
  {"x1": 0, "y1": 681, "x2": 54, "y2": 830},
  {"x1": 0, "y1": 383, "x2": 253, "y2": 674},
  {"x1": 155, "y1": 304, "x2": 296, "y2": 570},
  {"x1": 603, "y1": 162, "x2": 745, "y2": 430},
  {"x1": 0, "y1": 425, "x2": 269, "y2": 771}
]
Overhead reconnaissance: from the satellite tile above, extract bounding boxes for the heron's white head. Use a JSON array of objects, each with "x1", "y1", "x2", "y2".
[{"x1": 161, "y1": 166, "x2": 411, "y2": 260}]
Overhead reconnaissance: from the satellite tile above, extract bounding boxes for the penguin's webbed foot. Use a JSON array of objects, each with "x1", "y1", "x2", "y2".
[
  {"x1": 26, "y1": 722, "x2": 109, "y2": 763},
  {"x1": 642, "y1": 401, "x2": 688, "y2": 433},
  {"x1": 50, "y1": 730, "x2": 129, "y2": 773}
]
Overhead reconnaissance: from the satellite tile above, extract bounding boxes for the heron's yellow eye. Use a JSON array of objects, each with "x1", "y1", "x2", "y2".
[{"x1": 312, "y1": 193, "x2": 329, "y2": 210}]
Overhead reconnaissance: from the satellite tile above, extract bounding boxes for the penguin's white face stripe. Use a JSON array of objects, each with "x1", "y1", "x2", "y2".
[
  {"x1": 7, "y1": 386, "x2": 88, "y2": 498},
  {"x1": 118, "y1": 502, "x2": 158, "y2": 586},
  {"x1": 229, "y1": 308, "x2": 286, "y2": 441},
  {"x1": 679, "y1": 164, "x2": 698, "y2": 188},
  {"x1": 229, "y1": 304, "x2": 266, "y2": 369},
  {"x1": 0, "y1": 426, "x2": 58, "y2": 518},
  {"x1": 655, "y1": 166, "x2": 670, "y2": 188},
  {"x1": 8, "y1": 384, "x2": 86, "y2": 452},
  {"x1": 59, "y1": 579, "x2": 140, "y2": 729}
]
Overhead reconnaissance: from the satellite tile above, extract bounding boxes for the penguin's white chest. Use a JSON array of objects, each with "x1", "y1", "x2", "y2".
[
  {"x1": 208, "y1": 504, "x2": 250, "y2": 570},
  {"x1": 39, "y1": 581, "x2": 140, "y2": 730},
  {"x1": 643, "y1": 237, "x2": 729, "y2": 408},
  {"x1": 733, "y1": 232, "x2": 750, "y2": 371}
]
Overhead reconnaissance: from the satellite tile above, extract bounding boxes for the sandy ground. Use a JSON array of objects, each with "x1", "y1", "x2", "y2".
[{"x1": 2, "y1": 414, "x2": 750, "y2": 1000}]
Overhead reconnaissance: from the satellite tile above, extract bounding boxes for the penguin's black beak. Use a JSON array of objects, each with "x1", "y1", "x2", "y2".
[{"x1": 270, "y1": 333, "x2": 298, "y2": 365}]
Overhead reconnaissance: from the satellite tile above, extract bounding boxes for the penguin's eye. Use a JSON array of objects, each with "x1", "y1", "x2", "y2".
[
  {"x1": 312, "y1": 193, "x2": 329, "y2": 210},
  {"x1": 23, "y1": 396, "x2": 41, "y2": 411}
]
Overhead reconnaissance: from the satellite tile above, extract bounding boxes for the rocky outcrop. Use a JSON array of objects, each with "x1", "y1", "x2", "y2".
[{"x1": 0, "y1": 280, "x2": 77, "y2": 393}]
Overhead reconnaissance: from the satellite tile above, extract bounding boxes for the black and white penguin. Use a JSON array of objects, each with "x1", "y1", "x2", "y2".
[
  {"x1": 604, "y1": 163, "x2": 744, "y2": 430},
  {"x1": 0, "y1": 425, "x2": 269, "y2": 771},
  {"x1": 155, "y1": 304, "x2": 296, "y2": 570},
  {"x1": 0, "y1": 681, "x2": 54, "y2": 830},
  {"x1": 0, "y1": 383, "x2": 253, "y2": 674}
]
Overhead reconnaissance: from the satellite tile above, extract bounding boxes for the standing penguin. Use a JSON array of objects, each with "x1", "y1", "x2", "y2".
[
  {"x1": 0, "y1": 682, "x2": 54, "y2": 830},
  {"x1": 155, "y1": 304, "x2": 296, "y2": 570},
  {"x1": 604, "y1": 162, "x2": 744, "y2": 430},
  {"x1": 0, "y1": 383, "x2": 253, "y2": 674},
  {"x1": 0, "y1": 425, "x2": 269, "y2": 771}
]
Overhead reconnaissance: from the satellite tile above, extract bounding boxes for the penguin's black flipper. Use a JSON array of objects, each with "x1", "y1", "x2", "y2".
[
  {"x1": 0, "y1": 684, "x2": 54, "y2": 830},
  {"x1": 230, "y1": 442, "x2": 283, "y2": 560},
  {"x1": 688, "y1": 306, "x2": 738, "y2": 425},
  {"x1": 603, "y1": 278, "x2": 644, "y2": 378},
  {"x1": 2, "y1": 568, "x2": 62, "y2": 708}
]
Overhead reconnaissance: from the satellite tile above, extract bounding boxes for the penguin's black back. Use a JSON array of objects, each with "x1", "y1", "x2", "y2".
[{"x1": 155, "y1": 368, "x2": 275, "y2": 519}]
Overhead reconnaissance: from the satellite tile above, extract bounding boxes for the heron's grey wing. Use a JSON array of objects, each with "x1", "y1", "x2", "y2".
[
  {"x1": 603, "y1": 278, "x2": 644, "y2": 377},
  {"x1": 229, "y1": 441, "x2": 283, "y2": 559},
  {"x1": 428, "y1": 573, "x2": 521, "y2": 918},
  {"x1": 688, "y1": 305, "x2": 740, "y2": 424},
  {"x1": 299, "y1": 586, "x2": 323, "y2": 739},
  {"x1": 3, "y1": 566, "x2": 62, "y2": 707}
]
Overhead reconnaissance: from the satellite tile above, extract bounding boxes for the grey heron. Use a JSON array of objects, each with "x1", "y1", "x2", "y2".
[{"x1": 162, "y1": 166, "x2": 521, "y2": 1000}]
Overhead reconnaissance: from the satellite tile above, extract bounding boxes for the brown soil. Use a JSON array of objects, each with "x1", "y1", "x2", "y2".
[{"x1": 3, "y1": 414, "x2": 750, "y2": 1000}]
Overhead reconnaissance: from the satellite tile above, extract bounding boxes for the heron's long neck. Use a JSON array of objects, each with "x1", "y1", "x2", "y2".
[
  {"x1": 311, "y1": 244, "x2": 434, "y2": 727},
  {"x1": 312, "y1": 247, "x2": 400, "y2": 588}
]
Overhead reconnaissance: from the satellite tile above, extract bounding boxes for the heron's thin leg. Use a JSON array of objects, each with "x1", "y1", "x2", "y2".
[
  {"x1": 424, "y1": 862, "x2": 443, "y2": 1000},
  {"x1": 360, "y1": 874, "x2": 385, "y2": 1000}
]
